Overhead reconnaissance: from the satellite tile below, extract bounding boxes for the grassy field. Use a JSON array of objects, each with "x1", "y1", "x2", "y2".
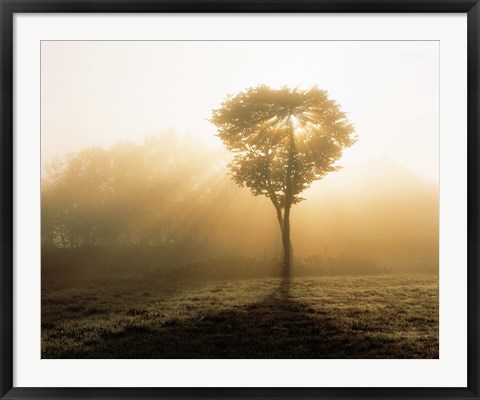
[{"x1": 41, "y1": 274, "x2": 438, "y2": 359}]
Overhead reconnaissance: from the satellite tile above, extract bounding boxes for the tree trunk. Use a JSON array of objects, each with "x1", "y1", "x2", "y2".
[
  {"x1": 282, "y1": 118, "x2": 295, "y2": 277},
  {"x1": 281, "y1": 206, "x2": 292, "y2": 277}
]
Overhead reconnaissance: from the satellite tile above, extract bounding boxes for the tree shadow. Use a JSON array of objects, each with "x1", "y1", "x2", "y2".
[{"x1": 45, "y1": 275, "x2": 438, "y2": 359}]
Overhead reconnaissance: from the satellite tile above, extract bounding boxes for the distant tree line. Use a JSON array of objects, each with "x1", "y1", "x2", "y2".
[
  {"x1": 41, "y1": 131, "x2": 438, "y2": 276},
  {"x1": 41, "y1": 133, "x2": 229, "y2": 249}
]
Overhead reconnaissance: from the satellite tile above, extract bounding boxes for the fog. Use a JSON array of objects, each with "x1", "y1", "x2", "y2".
[
  {"x1": 41, "y1": 41, "x2": 439, "y2": 278},
  {"x1": 42, "y1": 132, "x2": 437, "y2": 278}
]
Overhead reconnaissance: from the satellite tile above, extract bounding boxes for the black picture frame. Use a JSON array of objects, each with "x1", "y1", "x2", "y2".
[{"x1": 1, "y1": 1, "x2": 479, "y2": 399}]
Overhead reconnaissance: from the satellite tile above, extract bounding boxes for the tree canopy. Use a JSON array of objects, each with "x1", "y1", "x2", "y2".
[{"x1": 211, "y1": 85, "x2": 356, "y2": 206}]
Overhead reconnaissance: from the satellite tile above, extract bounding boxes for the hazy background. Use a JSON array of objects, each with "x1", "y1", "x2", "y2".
[{"x1": 41, "y1": 40, "x2": 439, "y2": 278}]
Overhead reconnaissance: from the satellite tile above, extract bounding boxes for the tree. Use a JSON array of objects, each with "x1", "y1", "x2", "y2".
[
  {"x1": 211, "y1": 85, "x2": 356, "y2": 275},
  {"x1": 41, "y1": 132, "x2": 219, "y2": 248}
]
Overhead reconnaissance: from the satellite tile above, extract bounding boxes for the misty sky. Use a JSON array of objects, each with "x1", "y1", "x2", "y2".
[{"x1": 41, "y1": 40, "x2": 439, "y2": 184}]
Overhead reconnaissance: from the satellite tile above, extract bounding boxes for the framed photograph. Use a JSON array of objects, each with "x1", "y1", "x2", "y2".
[{"x1": 1, "y1": 1, "x2": 479, "y2": 399}]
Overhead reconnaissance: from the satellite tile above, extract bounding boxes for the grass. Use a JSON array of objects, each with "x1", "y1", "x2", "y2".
[{"x1": 41, "y1": 274, "x2": 438, "y2": 359}]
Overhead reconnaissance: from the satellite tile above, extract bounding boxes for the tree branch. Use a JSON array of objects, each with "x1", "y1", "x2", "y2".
[{"x1": 245, "y1": 143, "x2": 265, "y2": 157}]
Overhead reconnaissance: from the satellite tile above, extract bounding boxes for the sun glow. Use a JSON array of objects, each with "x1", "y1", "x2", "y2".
[{"x1": 289, "y1": 115, "x2": 305, "y2": 137}]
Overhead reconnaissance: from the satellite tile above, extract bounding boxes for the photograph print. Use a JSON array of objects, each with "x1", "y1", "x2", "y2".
[{"x1": 41, "y1": 40, "x2": 439, "y2": 359}]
